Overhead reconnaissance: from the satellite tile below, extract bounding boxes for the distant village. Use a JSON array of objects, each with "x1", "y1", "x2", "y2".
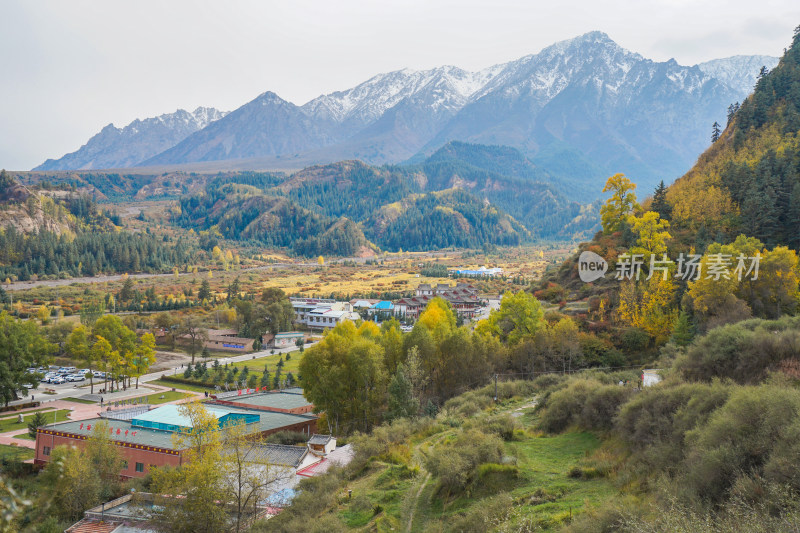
[{"x1": 36, "y1": 273, "x2": 502, "y2": 531}]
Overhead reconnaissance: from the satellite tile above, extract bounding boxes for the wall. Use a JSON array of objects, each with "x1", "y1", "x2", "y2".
[{"x1": 34, "y1": 430, "x2": 183, "y2": 479}]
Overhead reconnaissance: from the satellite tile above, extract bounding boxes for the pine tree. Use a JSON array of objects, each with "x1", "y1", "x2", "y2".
[
  {"x1": 711, "y1": 121, "x2": 721, "y2": 143},
  {"x1": 197, "y1": 280, "x2": 211, "y2": 301},
  {"x1": 670, "y1": 311, "x2": 695, "y2": 347},
  {"x1": 650, "y1": 180, "x2": 672, "y2": 221}
]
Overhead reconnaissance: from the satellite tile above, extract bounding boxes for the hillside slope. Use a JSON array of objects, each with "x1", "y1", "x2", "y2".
[{"x1": 666, "y1": 28, "x2": 800, "y2": 248}]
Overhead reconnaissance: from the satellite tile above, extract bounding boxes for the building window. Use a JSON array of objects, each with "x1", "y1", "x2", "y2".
[
  {"x1": 122, "y1": 460, "x2": 128, "y2": 470},
  {"x1": 42, "y1": 446, "x2": 51, "y2": 456},
  {"x1": 135, "y1": 462, "x2": 144, "y2": 473}
]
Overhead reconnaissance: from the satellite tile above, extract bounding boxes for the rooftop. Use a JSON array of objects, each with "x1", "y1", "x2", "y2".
[
  {"x1": 274, "y1": 331, "x2": 304, "y2": 338},
  {"x1": 42, "y1": 406, "x2": 317, "y2": 450},
  {"x1": 308, "y1": 434, "x2": 332, "y2": 445},
  {"x1": 244, "y1": 443, "x2": 308, "y2": 468}
]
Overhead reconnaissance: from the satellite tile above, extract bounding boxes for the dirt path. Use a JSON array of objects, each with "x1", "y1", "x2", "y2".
[{"x1": 405, "y1": 472, "x2": 431, "y2": 533}]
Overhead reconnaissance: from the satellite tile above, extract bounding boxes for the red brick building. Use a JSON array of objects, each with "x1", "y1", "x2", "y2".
[{"x1": 35, "y1": 398, "x2": 317, "y2": 479}]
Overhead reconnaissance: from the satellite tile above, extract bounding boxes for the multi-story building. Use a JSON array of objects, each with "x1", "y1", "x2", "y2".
[
  {"x1": 289, "y1": 297, "x2": 360, "y2": 330},
  {"x1": 395, "y1": 282, "x2": 484, "y2": 320}
]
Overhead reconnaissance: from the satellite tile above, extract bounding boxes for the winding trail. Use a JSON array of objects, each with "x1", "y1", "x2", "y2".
[{"x1": 405, "y1": 472, "x2": 431, "y2": 533}]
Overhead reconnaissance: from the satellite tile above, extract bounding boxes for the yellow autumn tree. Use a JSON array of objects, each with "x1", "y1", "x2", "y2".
[
  {"x1": 600, "y1": 173, "x2": 638, "y2": 234},
  {"x1": 617, "y1": 275, "x2": 678, "y2": 344},
  {"x1": 629, "y1": 211, "x2": 671, "y2": 256}
]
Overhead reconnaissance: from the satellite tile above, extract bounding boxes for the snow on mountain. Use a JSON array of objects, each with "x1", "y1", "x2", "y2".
[
  {"x1": 34, "y1": 107, "x2": 228, "y2": 170},
  {"x1": 696, "y1": 55, "x2": 780, "y2": 98},
  {"x1": 301, "y1": 64, "x2": 504, "y2": 128},
  {"x1": 36, "y1": 31, "x2": 779, "y2": 183}
]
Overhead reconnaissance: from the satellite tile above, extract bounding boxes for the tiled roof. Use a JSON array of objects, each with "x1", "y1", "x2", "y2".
[
  {"x1": 308, "y1": 434, "x2": 332, "y2": 445},
  {"x1": 65, "y1": 519, "x2": 122, "y2": 533},
  {"x1": 245, "y1": 443, "x2": 308, "y2": 468},
  {"x1": 297, "y1": 444, "x2": 354, "y2": 477}
]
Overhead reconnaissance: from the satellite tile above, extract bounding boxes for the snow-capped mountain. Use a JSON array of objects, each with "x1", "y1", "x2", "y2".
[
  {"x1": 37, "y1": 31, "x2": 777, "y2": 192},
  {"x1": 696, "y1": 55, "x2": 780, "y2": 99},
  {"x1": 34, "y1": 107, "x2": 228, "y2": 170}
]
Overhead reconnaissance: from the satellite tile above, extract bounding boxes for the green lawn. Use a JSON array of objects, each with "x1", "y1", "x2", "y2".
[
  {"x1": 141, "y1": 390, "x2": 193, "y2": 404},
  {"x1": 0, "y1": 409, "x2": 72, "y2": 433},
  {"x1": 61, "y1": 397, "x2": 97, "y2": 404},
  {"x1": 0, "y1": 407, "x2": 55, "y2": 420},
  {"x1": 0, "y1": 444, "x2": 34, "y2": 462},
  {"x1": 13, "y1": 432, "x2": 35, "y2": 441},
  {"x1": 149, "y1": 379, "x2": 218, "y2": 394}
]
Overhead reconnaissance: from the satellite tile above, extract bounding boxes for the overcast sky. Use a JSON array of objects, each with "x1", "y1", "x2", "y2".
[{"x1": 2, "y1": 0, "x2": 798, "y2": 170}]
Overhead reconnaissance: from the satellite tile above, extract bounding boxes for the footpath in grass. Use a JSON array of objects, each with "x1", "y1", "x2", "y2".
[
  {"x1": 0, "y1": 410, "x2": 72, "y2": 433},
  {"x1": 0, "y1": 444, "x2": 35, "y2": 461}
]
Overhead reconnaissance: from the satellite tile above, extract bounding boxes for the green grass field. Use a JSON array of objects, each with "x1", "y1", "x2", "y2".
[
  {"x1": 141, "y1": 390, "x2": 193, "y2": 404},
  {"x1": 0, "y1": 444, "x2": 35, "y2": 462},
  {"x1": 0, "y1": 407, "x2": 55, "y2": 420},
  {"x1": 149, "y1": 379, "x2": 218, "y2": 394},
  {"x1": 320, "y1": 398, "x2": 614, "y2": 532},
  {"x1": 13, "y1": 432, "x2": 35, "y2": 441},
  {"x1": 61, "y1": 397, "x2": 96, "y2": 404},
  {"x1": 0, "y1": 409, "x2": 72, "y2": 433}
]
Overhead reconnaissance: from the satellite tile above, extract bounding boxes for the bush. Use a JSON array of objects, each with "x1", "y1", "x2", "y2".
[
  {"x1": 538, "y1": 379, "x2": 601, "y2": 433},
  {"x1": 478, "y1": 414, "x2": 517, "y2": 441},
  {"x1": 680, "y1": 386, "x2": 800, "y2": 503},
  {"x1": 425, "y1": 429, "x2": 505, "y2": 494},
  {"x1": 446, "y1": 493, "x2": 514, "y2": 533},
  {"x1": 675, "y1": 316, "x2": 800, "y2": 384}
]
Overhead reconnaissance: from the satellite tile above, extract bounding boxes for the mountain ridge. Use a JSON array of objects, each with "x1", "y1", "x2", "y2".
[{"x1": 36, "y1": 32, "x2": 779, "y2": 196}]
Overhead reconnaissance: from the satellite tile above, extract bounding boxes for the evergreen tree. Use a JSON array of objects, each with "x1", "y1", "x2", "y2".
[
  {"x1": 197, "y1": 280, "x2": 212, "y2": 302},
  {"x1": 650, "y1": 180, "x2": 672, "y2": 221},
  {"x1": 386, "y1": 364, "x2": 419, "y2": 422},
  {"x1": 671, "y1": 311, "x2": 695, "y2": 347},
  {"x1": 711, "y1": 121, "x2": 721, "y2": 143}
]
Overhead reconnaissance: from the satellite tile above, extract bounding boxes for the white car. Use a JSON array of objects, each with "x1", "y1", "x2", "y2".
[
  {"x1": 66, "y1": 374, "x2": 85, "y2": 382},
  {"x1": 49, "y1": 376, "x2": 66, "y2": 385},
  {"x1": 92, "y1": 371, "x2": 105, "y2": 378}
]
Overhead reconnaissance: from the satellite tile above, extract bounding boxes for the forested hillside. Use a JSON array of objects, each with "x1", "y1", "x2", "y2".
[
  {"x1": 0, "y1": 170, "x2": 199, "y2": 280},
  {"x1": 174, "y1": 144, "x2": 598, "y2": 256},
  {"x1": 667, "y1": 26, "x2": 800, "y2": 247}
]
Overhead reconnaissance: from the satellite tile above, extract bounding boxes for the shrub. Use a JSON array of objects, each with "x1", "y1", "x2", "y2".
[
  {"x1": 680, "y1": 386, "x2": 800, "y2": 503},
  {"x1": 538, "y1": 379, "x2": 601, "y2": 433},
  {"x1": 425, "y1": 429, "x2": 505, "y2": 494},
  {"x1": 675, "y1": 317, "x2": 800, "y2": 384},
  {"x1": 446, "y1": 493, "x2": 514, "y2": 533}
]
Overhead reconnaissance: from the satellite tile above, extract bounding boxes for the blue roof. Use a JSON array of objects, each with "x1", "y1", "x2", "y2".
[
  {"x1": 371, "y1": 301, "x2": 394, "y2": 310},
  {"x1": 131, "y1": 404, "x2": 260, "y2": 433}
]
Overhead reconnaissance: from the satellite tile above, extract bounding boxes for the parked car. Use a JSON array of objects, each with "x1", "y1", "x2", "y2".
[
  {"x1": 49, "y1": 376, "x2": 65, "y2": 385},
  {"x1": 92, "y1": 371, "x2": 105, "y2": 378},
  {"x1": 58, "y1": 366, "x2": 77, "y2": 375},
  {"x1": 41, "y1": 373, "x2": 56, "y2": 382},
  {"x1": 66, "y1": 374, "x2": 85, "y2": 382},
  {"x1": 23, "y1": 383, "x2": 35, "y2": 389}
]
